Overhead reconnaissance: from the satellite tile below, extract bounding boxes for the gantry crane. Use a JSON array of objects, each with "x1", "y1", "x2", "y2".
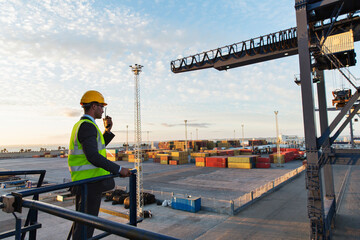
[{"x1": 170, "y1": 1, "x2": 360, "y2": 238}]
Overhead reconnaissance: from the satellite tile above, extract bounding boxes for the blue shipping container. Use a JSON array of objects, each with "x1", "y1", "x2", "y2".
[{"x1": 171, "y1": 196, "x2": 201, "y2": 213}]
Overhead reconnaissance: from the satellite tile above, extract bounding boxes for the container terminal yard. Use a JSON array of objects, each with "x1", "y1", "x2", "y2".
[
  {"x1": 2, "y1": 0, "x2": 360, "y2": 239},
  {"x1": 0, "y1": 139, "x2": 359, "y2": 239}
]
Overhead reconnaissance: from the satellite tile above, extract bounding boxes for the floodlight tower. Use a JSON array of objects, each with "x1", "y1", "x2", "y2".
[{"x1": 130, "y1": 64, "x2": 143, "y2": 216}]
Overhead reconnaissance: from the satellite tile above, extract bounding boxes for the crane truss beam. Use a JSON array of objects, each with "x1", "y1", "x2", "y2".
[{"x1": 171, "y1": 16, "x2": 360, "y2": 74}]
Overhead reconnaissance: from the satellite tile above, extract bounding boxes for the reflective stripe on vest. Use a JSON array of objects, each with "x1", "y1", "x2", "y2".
[{"x1": 68, "y1": 119, "x2": 109, "y2": 181}]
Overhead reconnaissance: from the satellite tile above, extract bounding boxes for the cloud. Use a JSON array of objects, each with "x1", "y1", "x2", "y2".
[
  {"x1": 62, "y1": 108, "x2": 81, "y2": 117},
  {"x1": 161, "y1": 123, "x2": 178, "y2": 127}
]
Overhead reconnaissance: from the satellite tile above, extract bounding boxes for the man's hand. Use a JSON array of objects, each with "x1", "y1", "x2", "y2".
[
  {"x1": 119, "y1": 167, "x2": 132, "y2": 178},
  {"x1": 103, "y1": 116, "x2": 113, "y2": 132}
]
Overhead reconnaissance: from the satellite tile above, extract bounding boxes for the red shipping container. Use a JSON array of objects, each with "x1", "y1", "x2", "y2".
[
  {"x1": 195, "y1": 157, "x2": 206, "y2": 163},
  {"x1": 169, "y1": 160, "x2": 179, "y2": 165},
  {"x1": 206, "y1": 156, "x2": 227, "y2": 168},
  {"x1": 283, "y1": 151, "x2": 295, "y2": 162},
  {"x1": 286, "y1": 148, "x2": 300, "y2": 153},
  {"x1": 257, "y1": 157, "x2": 270, "y2": 163},
  {"x1": 256, "y1": 162, "x2": 271, "y2": 168}
]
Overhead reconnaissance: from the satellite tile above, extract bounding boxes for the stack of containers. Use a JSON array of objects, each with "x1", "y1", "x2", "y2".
[
  {"x1": 195, "y1": 157, "x2": 206, "y2": 167},
  {"x1": 190, "y1": 152, "x2": 209, "y2": 162},
  {"x1": 106, "y1": 149, "x2": 119, "y2": 161},
  {"x1": 216, "y1": 141, "x2": 231, "y2": 149},
  {"x1": 128, "y1": 153, "x2": 149, "y2": 163},
  {"x1": 171, "y1": 151, "x2": 188, "y2": 165},
  {"x1": 256, "y1": 157, "x2": 271, "y2": 168},
  {"x1": 205, "y1": 156, "x2": 227, "y2": 168},
  {"x1": 147, "y1": 151, "x2": 158, "y2": 159},
  {"x1": 227, "y1": 155, "x2": 258, "y2": 169},
  {"x1": 160, "y1": 155, "x2": 169, "y2": 164},
  {"x1": 158, "y1": 142, "x2": 170, "y2": 150}
]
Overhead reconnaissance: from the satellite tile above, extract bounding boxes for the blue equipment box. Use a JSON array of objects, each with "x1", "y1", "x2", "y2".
[{"x1": 171, "y1": 196, "x2": 201, "y2": 213}]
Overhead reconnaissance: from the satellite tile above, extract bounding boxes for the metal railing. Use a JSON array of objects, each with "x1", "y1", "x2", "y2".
[
  {"x1": 0, "y1": 170, "x2": 178, "y2": 240},
  {"x1": 232, "y1": 165, "x2": 306, "y2": 213}
]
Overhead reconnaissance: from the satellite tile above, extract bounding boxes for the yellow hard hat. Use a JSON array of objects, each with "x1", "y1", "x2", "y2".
[{"x1": 80, "y1": 90, "x2": 107, "y2": 106}]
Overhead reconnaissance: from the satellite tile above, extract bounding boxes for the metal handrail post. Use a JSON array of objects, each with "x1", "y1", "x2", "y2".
[
  {"x1": 80, "y1": 183, "x2": 88, "y2": 240},
  {"x1": 25, "y1": 170, "x2": 45, "y2": 240},
  {"x1": 15, "y1": 214, "x2": 21, "y2": 240},
  {"x1": 129, "y1": 172, "x2": 137, "y2": 226}
]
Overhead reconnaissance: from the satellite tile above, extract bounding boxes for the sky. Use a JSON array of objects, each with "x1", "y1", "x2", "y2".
[{"x1": 0, "y1": 0, "x2": 359, "y2": 147}]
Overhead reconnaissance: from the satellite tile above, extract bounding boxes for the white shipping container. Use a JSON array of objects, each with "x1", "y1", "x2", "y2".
[{"x1": 322, "y1": 30, "x2": 354, "y2": 54}]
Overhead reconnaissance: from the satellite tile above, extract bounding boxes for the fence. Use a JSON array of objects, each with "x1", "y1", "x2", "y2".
[{"x1": 148, "y1": 165, "x2": 306, "y2": 215}]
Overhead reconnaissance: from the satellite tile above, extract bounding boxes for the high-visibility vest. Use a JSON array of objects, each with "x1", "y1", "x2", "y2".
[{"x1": 68, "y1": 119, "x2": 109, "y2": 181}]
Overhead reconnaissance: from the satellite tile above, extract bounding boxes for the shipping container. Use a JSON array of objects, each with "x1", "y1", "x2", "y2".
[
  {"x1": 206, "y1": 156, "x2": 227, "y2": 168},
  {"x1": 228, "y1": 155, "x2": 258, "y2": 163},
  {"x1": 169, "y1": 160, "x2": 179, "y2": 165},
  {"x1": 195, "y1": 162, "x2": 205, "y2": 167},
  {"x1": 160, "y1": 159, "x2": 168, "y2": 165},
  {"x1": 255, "y1": 162, "x2": 271, "y2": 168},
  {"x1": 257, "y1": 157, "x2": 270, "y2": 163},
  {"x1": 228, "y1": 162, "x2": 252, "y2": 169}
]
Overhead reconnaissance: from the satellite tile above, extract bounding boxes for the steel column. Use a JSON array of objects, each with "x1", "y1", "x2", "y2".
[
  {"x1": 316, "y1": 70, "x2": 335, "y2": 200},
  {"x1": 295, "y1": 0, "x2": 326, "y2": 238}
]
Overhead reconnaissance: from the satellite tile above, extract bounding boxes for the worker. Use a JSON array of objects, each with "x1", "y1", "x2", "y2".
[{"x1": 68, "y1": 90, "x2": 131, "y2": 239}]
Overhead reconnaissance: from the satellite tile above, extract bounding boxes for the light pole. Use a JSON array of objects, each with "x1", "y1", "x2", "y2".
[
  {"x1": 184, "y1": 120, "x2": 188, "y2": 152},
  {"x1": 126, "y1": 125, "x2": 129, "y2": 151},
  {"x1": 147, "y1": 131, "x2": 150, "y2": 148},
  {"x1": 196, "y1": 128, "x2": 198, "y2": 140}
]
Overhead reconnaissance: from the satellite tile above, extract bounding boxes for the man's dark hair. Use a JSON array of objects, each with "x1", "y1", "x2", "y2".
[{"x1": 82, "y1": 102, "x2": 97, "y2": 112}]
